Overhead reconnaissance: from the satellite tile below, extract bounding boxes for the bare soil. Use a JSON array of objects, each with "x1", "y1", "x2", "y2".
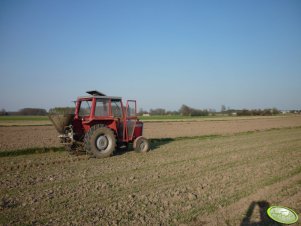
[
  {"x1": 1, "y1": 116, "x2": 301, "y2": 151},
  {"x1": 144, "y1": 115, "x2": 301, "y2": 138},
  {"x1": 0, "y1": 127, "x2": 300, "y2": 225},
  {"x1": 0, "y1": 126, "x2": 60, "y2": 151}
]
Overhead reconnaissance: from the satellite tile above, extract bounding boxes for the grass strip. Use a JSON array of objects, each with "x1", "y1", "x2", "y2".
[
  {"x1": 0, "y1": 116, "x2": 49, "y2": 121},
  {"x1": 0, "y1": 147, "x2": 65, "y2": 157},
  {"x1": 0, "y1": 124, "x2": 52, "y2": 127}
]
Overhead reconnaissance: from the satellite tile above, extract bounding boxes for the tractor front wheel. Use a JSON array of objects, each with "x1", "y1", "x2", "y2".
[
  {"x1": 84, "y1": 124, "x2": 116, "y2": 158},
  {"x1": 133, "y1": 136, "x2": 150, "y2": 153}
]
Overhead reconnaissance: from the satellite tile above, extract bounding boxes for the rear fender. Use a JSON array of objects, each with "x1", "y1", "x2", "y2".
[
  {"x1": 72, "y1": 119, "x2": 118, "y2": 141},
  {"x1": 133, "y1": 121, "x2": 143, "y2": 139},
  {"x1": 86, "y1": 120, "x2": 118, "y2": 134}
]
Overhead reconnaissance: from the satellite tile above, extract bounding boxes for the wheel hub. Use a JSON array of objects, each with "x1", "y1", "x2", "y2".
[
  {"x1": 139, "y1": 142, "x2": 145, "y2": 150},
  {"x1": 96, "y1": 135, "x2": 108, "y2": 150}
]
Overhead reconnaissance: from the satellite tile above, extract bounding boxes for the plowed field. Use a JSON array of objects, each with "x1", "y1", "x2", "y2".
[
  {"x1": 0, "y1": 116, "x2": 301, "y2": 225},
  {"x1": 1, "y1": 116, "x2": 301, "y2": 151}
]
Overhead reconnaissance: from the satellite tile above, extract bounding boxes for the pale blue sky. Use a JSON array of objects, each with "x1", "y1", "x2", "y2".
[{"x1": 0, "y1": 0, "x2": 300, "y2": 111}]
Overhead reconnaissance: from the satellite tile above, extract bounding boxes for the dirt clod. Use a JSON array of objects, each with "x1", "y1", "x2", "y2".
[{"x1": 188, "y1": 193, "x2": 198, "y2": 200}]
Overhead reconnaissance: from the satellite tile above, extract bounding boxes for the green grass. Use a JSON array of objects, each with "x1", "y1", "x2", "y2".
[
  {"x1": 139, "y1": 115, "x2": 232, "y2": 121},
  {"x1": 139, "y1": 115, "x2": 190, "y2": 121},
  {"x1": 0, "y1": 115, "x2": 213, "y2": 122},
  {"x1": 0, "y1": 116, "x2": 49, "y2": 121},
  {"x1": 0, "y1": 147, "x2": 65, "y2": 157},
  {"x1": 138, "y1": 114, "x2": 287, "y2": 121},
  {"x1": 0, "y1": 114, "x2": 289, "y2": 122}
]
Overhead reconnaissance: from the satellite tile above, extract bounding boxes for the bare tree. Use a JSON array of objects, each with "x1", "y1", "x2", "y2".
[
  {"x1": 179, "y1": 105, "x2": 191, "y2": 116},
  {"x1": 150, "y1": 108, "x2": 166, "y2": 116},
  {"x1": 221, "y1": 105, "x2": 226, "y2": 113},
  {"x1": 19, "y1": 108, "x2": 47, "y2": 116},
  {"x1": 0, "y1": 108, "x2": 7, "y2": 116}
]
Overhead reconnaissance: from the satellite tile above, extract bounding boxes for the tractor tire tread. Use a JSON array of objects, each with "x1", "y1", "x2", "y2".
[{"x1": 84, "y1": 124, "x2": 117, "y2": 158}]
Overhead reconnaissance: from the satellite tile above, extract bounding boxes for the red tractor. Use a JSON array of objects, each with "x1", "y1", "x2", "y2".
[{"x1": 49, "y1": 91, "x2": 150, "y2": 158}]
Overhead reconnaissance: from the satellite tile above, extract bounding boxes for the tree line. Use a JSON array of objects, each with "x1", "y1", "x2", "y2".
[
  {"x1": 140, "y1": 106, "x2": 301, "y2": 116},
  {"x1": 1, "y1": 106, "x2": 300, "y2": 117},
  {"x1": 234, "y1": 108, "x2": 280, "y2": 116},
  {"x1": 0, "y1": 108, "x2": 48, "y2": 116},
  {"x1": 140, "y1": 105, "x2": 212, "y2": 116},
  {"x1": 0, "y1": 107, "x2": 76, "y2": 116}
]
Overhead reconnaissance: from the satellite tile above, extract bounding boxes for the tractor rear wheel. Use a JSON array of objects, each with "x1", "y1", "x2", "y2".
[
  {"x1": 134, "y1": 136, "x2": 150, "y2": 153},
  {"x1": 84, "y1": 124, "x2": 116, "y2": 158}
]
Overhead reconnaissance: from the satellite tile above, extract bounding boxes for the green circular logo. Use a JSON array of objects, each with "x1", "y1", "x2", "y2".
[{"x1": 267, "y1": 206, "x2": 299, "y2": 224}]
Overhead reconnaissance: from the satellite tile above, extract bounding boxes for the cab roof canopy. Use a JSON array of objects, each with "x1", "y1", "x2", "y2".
[
  {"x1": 86, "y1": 90, "x2": 106, "y2": 96},
  {"x1": 78, "y1": 90, "x2": 121, "y2": 100}
]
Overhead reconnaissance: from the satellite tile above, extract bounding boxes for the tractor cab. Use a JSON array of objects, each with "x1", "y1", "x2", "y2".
[{"x1": 49, "y1": 90, "x2": 149, "y2": 158}]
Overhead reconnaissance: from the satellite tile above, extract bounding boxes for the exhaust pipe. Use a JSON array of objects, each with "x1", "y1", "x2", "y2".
[{"x1": 48, "y1": 114, "x2": 74, "y2": 134}]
